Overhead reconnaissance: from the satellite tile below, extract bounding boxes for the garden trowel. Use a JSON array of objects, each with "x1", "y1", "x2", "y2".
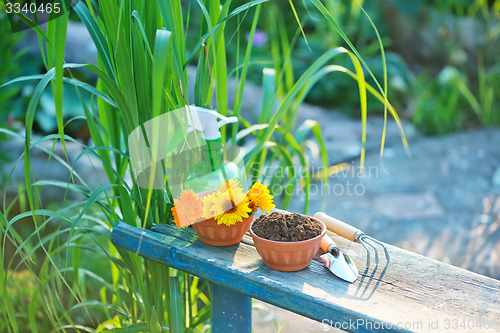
[{"x1": 320, "y1": 233, "x2": 358, "y2": 283}]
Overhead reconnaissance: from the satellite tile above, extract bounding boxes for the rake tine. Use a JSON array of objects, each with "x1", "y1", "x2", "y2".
[
  {"x1": 359, "y1": 238, "x2": 371, "y2": 268},
  {"x1": 365, "y1": 235, "x2": 390, "y2": 262},
  {"x1": 361, "y1": 236, "x2": 380, "y2": 266}
]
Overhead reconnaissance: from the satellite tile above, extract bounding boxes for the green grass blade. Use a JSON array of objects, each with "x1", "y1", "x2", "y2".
[
  {"x1": 245, "y1": 47, "x2": 346, "y2": 168},
  {"x1": 186, "y1": 0, "x2": 270, "y2": 65},
  {"x1": 131, "y1": 11, "x2": 154, "y2": 61},
  {"x1": 231, "y1": 4, "x2": 261, "y2": 150},
  {"x1": 52, "y1": 12, "x2": 69, "y2": 152},
  {"x1": 0, "y1": 256, "x2": 19, "y2": 331},
  {"x1": 275, "y1": 128, "x2": 310, "y2": 212},
  {"x1": 235, "y1": 124, "x2": 270, "y2": 143},
  {"x1": 2, "y1": 74, "x2": 118, "y2": 108},
  {"x1": 28, "y1": 286, "x2": 40, "y2": 333},
  {"x1": 346, "y1": 52, "x2": 367, "y2": 172},
  {"x1": 309, "y1": 0, "x2": 386, "y2": 99},
  {"x1": 152, "y1": 30, "x2": 172, "y2": 118},
  {"x1": 287, "y1": 0, "x2": 310, "y2": 51},
  {"x1": 168, "y1": 277, "x2": 184, "y2": 333},
  {"x1": 259, "y1": 68, "x2": 276, "y2": 125},
  {"x1": 157, "y1": 0, "x2": 188, "y2": 97},
  {"x1": 74, "y1": 2, "x2": 115, "y2": 79},
  {"x1": 351, "y1": 0, "x2": 390, "y2": 161},
  {"x1": 107, "y1": 323, "x2": 151, "y2": 332},
  {"x1": 295, "y1": 120, "x2": 329, "y2": 210},
  {"x1": 328, "y1": 65, "x2": 410, "y2": 154}
]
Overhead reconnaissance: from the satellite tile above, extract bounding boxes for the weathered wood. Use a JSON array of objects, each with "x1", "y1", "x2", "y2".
[
  {"x1": 111, "y1": 222, "x2": 500, "y2": 333},
  {"x1": 211, "y1": 282, "x2": 252, "y2": 332}
]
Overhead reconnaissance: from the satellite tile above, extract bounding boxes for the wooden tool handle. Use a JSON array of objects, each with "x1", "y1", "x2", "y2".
[
  {"x1": 314, "y1": 212, "x2": 361, "y2": 242},
  {"x1": 320, "y1": 234, "x2": 336, "y2": 253}
]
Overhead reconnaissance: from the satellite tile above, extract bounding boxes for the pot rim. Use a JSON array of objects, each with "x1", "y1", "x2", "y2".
[{"x1": 249, "y1": 213, "x2": 326, "y2": 245}]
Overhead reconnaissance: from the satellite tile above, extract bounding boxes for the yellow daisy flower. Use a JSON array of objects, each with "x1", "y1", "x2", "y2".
[
  {"x1": 202, "y1": 191, "x2": 219, "y2": 220},
  {"x1": 203, "y1": 189, "x2": 251, "y2": 226},
  {"x1": 172, "y1": 190, "x2": 203, "y2": 228},
  {"x1": 247, "y1": 182, "x2": 275, "y2": 214},
  {"x1": 219, "y1": 178, "x2": 241, "y2": 193}
]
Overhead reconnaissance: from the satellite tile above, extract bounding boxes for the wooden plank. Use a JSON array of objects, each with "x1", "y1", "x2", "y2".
[
  {"x1": 211, "y1": 282, "x2": 252, "y2": 332},
  {"x1": 111, "y1": 222, "x2": 500, "y2": 333}
]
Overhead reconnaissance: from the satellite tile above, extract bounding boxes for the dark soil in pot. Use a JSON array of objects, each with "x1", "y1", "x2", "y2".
[{"x1": 251, "y1": 212, "x2": 322, "y2": 242}]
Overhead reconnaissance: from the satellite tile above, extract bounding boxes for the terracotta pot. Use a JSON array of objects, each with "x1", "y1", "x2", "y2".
[
  {"x1": 192, "y1": 215, "x2": 254, "y2": 246},
  {"x1": 249, "y1": 217, "x2": 326, "y2": 272}
]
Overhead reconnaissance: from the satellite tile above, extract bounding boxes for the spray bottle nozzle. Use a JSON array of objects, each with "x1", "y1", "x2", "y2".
[{"x1": 185, "y1": 105, "x2": 238, "y2": 140}]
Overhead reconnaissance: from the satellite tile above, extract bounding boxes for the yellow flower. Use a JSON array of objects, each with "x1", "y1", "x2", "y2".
[
  {"x1": 247, "y1": 182, "x2": 275, "y2": 214},
  {"x1": 203, "y1": 188, "x2": 251, "y2": 226},
  {"x1": 219, "y1": 178, "x2": 241, "y2": 193},
  {"x1": 202, "y1": 191, "x2": 218, "y2": 220},
  {"x1": 172, "y1": 190, "x2": 203, "y2": 228}
]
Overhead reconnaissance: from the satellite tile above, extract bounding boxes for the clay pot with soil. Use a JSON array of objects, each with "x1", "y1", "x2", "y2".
[{"x1": 249, "y1": 212, "x2": 326, "y2": 272}]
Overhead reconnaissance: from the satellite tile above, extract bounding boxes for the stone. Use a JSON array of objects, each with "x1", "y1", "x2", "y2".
[{"x1": 374, "y1": 192, "x2": 444, "y2": 220}]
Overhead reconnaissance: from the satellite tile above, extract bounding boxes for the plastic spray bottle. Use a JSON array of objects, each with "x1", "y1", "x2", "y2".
[{"x1": 184, "y1": 106, "x2": 244, "y2": 193}]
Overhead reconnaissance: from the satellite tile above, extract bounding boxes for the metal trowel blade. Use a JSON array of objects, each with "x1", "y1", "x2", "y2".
[{"x1": 320, "y1": 251, "x2": 358, "y2": 283}]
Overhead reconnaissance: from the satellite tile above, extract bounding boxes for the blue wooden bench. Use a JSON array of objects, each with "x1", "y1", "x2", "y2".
[{"x1": 111, "y1": 221, "x2": 500, "y2": 332}]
